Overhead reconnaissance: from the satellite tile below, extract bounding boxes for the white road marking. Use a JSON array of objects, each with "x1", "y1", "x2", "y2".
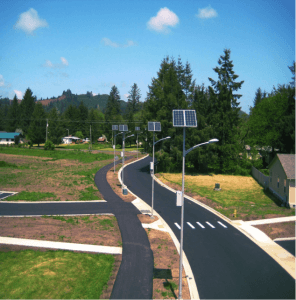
[
  {"x1": 174, "y1": 223, "x2": 181, "y2": 230},
  {"x1": 206, "y1": 222, "x2": 215, "y2": 228},
  {"x1": 187, "y1": 222, "x2": 195, "y2": 229},
  {"x1": 196, "y1": 222, "x2": 205, "y2": 229},
  {"x1": 217, "y1": 221, "x2": 227, "y2": 228}
]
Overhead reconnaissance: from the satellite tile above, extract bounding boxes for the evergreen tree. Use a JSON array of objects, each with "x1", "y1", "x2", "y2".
[
  {"x1": 125, "y1": 83, "x2": 141, "y2": 126},
  {"x1": 28, "y1": 102, "x2": 47, "y2": 146},
  {"x1": 48, "y1": 107, "x2": 63, "y2": 145},
  {"x1": 62, "y1": 104, "x2": 79, "y2": 136},
  {"x1": 252, "y1": 87, "x2": 267, "y2": 108},
  {"x1": 87, "y1": 108, "x2": 104, "y2": 143},
  {"x1": 105, "y1": 85, "x2": 121, "y2": 120},
  {"x1": 288, "y1": 61, "x2": 295, "y2": 87},
  {"x1": 208, "y1": 49, "x2": 244, "y2": 173},
  {"x1": 7, "y1": 95, "x2": 20, "y2": 132},
  {"x1": 77, "y1": 101, "x2": 88, "y2": 137},
  {"x1": 20, "y1": 88, "x2": 36, "y2": 136}
]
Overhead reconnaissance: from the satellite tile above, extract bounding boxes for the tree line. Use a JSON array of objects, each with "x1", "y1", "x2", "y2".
[{"x1": 0, "y1": 48, "x2": 294, "y2": 175}]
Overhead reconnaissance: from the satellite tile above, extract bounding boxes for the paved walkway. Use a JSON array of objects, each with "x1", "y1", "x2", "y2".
[{"x1": 94, "y1": 159, "x2": 153, "y2": 299}]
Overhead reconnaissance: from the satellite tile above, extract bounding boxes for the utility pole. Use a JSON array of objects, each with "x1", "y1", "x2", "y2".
[{"x1": 46, "y1": 119, "x2": 48, "y2": 142}]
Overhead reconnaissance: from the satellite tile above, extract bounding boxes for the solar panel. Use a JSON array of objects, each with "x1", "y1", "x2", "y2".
[
  {"x1": 154, "y1": 122, "x2": 161, "y2": 131},
  {"x1": 112, "y1": 125, "x2": 118, "y2": 131},
  {"x1": 173, "y1": 110, "x2": 197, "y2": 127},
  {"x1": 173, "y1": 110, "x2": 184, "y2": 126},
  {"x1": 119, "y1": 125, "x2": 128, "y2": 131},
  {"x1": 135, "y1": 127, "x2": 140, "y2": 131},
  {"x1": 185, "y1": 110, "x2": 197, "y2": 127},
  {"x1": 148, "y1": 122, "x2": 154, "y2": 131},
  {"x1": 148, "y1": 122, "x2": 161, "y2": 131}
]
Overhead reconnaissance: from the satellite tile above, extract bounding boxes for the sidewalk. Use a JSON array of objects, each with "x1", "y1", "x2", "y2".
[{"x1": 94, "y1": 158, "x2": 153, "y2": 299}]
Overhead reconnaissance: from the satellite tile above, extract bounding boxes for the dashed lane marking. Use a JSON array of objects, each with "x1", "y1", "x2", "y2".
[
  {"x1": 196, "y1": 222, "x2": 205, "y2": 229},
  {"x1": 206, "y1": 222, "x2": 215, "y2": 228},
  {"x1": 217, "y1": 221, "x2": 227, "y2": 228},
  {"x1": 174, "y1": 223, "x2": 181, "y2": 230},
  {"x1": 187, "y1": 222, "x2": 195, "y2": 229}
]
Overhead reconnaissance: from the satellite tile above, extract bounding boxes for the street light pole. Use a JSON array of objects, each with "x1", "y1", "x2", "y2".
[
  {"x1": 114, "y1": 132, "x2": 123, "y2": 173},
  {"x1": 178, "y1": 138, "x2": 219, "y2": 300},
  {"x1": 150, "y1": 135, "x2": 171, "y2": 219}
]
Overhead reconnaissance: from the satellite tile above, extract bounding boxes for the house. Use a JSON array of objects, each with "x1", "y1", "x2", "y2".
[
  {"x1": 62, "y1": 136, "x2": 80, "y2": 144},
  {"x1": 97, "y1": 137, "x2": 106, "y2": 143},
  {"x1": 268, "y1": 154, "x2": 295, "y2": 208},
  {"x1": 0, "y1": 132, "x2": 21, "y2": 145}
]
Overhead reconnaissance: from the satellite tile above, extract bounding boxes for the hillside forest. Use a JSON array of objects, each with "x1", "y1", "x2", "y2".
[{"x1": 0, "y1": 49, "x2": 295, "y2": 175}]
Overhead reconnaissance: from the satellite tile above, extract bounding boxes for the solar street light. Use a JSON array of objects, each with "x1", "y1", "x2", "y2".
[
  {"x1": 112, "y1": 125, "x2": 119, "y2": 172},
  {"x1": 135, "y1": 127, "x2": 141, "y2": 159},
  {"x1": 119, "y1": 126, "x2": 130, "y2": 193},
  {"x1": 148, "y1": 121, "x2": 170, "y2": 219},
  {"x1": 114, "y1": 131, "x2": 123, "y2": 173},
  {"x1": 172, "y1": 109, "x2": 218, "y2": 300}
]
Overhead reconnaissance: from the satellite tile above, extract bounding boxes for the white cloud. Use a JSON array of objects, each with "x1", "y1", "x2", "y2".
[
  {"x1": 124, "y1": 93, "x2": 129, "y2": 99},
  {"x1": 147, "y1": 7, "x2": 179, "y2": 33},
  {"x1": 0, "y1": 75, "x2": 5, "y2": 87},
  {"x1": 42, "y1": 57, "x2": 69, "y2": 68},
  {"x1": 61, "y1": 57, "x2": 68, "y2": 66},
  {"x1": 14, "y1": 90, "x2": 23, "y2": 99},
  {"x1": 196, "y1": 6, "x2": 218, "y2": 19},
  {"x1": 93, "y1": 93, "x2": 98, "y2": 96},
  {"x1": 101, "y1": 38, "x2": 137, "y2": 48},
  {"x1": 13, "y1": 8, "x2": 48, "y2": 34}
]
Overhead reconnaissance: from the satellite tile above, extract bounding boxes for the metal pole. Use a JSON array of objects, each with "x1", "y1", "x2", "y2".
[
  {"x1": 46, "y1": 119, "x2": 48, "y2": 142},
  {"x1": 114, "y1": 134, "x2": 116, "y2": 173},
  {"x1": 122, "y1": 132, "x2": 125, "y2": 188},
  {"x1": 179, "y1": 127, "x2": 185, "y2": 300},
  {"x1": 137, "y1": 133, "x2": 138, "y2": 160},
  {"x1": 151, "y1": 132, "x2": 155, "y2": 218},
  {"x1": 90, "y1": 125, "x2": 92, "y2": 151}
]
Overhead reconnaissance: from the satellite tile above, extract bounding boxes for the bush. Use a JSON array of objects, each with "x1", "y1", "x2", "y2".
[{"x1": 44, "y1": 140, "x2": 55, "y2": 151}]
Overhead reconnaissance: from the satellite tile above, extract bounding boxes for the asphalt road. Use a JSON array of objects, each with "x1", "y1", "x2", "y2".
[
  {"x1": 124, "y1": 156, "x2": 295, "y2": 299},
  {"x1": 275, "y1": 240, "x2": 295, "y2": 257}
]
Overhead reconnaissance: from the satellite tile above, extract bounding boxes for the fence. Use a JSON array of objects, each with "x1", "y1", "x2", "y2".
[{"x1": 251, "y1": 166, "x2": 269, "y2": 189}]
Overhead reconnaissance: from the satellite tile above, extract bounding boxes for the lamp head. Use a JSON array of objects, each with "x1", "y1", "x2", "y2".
[{"x1": 208, "y1": 138, "x2": 219, "y2": 143}]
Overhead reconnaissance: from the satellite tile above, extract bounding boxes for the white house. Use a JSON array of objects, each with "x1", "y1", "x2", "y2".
[
  {"x1": 62, "y1": 136, "x2": 80, "y2": 144},
  {"x1": 0, "y1": 132, "x2": 21, "y2": 145}
]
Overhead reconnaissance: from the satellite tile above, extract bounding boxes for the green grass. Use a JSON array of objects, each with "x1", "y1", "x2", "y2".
[
  {"x1": 0, "y1": 146, "x2": 112, "y2": 163},
  {"x1": 0, "y1": 249, "x2": 114, "y2": 299},
  {"x1": 161, "y1": 174, "x2": 295, "y2": 220},
  {"x1": 5, "y1": 191, "x2": 58, "y2": 201}
]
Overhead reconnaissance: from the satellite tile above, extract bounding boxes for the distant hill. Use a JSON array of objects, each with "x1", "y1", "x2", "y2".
[{"x1": 40, "y1": 92, "x2": 128, "y2": 114}]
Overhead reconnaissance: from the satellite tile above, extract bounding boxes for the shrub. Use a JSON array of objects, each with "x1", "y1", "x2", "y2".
[{"x1": 44, "y1": 140, "x2": 55, "y2": 151}]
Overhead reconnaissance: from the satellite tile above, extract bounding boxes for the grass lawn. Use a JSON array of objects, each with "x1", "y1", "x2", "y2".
[
  {"x1": 0, "y1": 146, "x2": 112, "y2": 163},
  {"x1": 0, "y1": 146, "x2": 117, "y2": 201},
  {"x1": 0, "y1": 250, "x2": 114, "y2": 299},
  {"x1": 158, "y1": 173, "x2": 295, "y2": 220}
]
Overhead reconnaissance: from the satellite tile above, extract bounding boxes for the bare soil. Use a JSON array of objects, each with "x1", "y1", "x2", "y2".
[{"x1": 253, "y1": 221, "x2": 295, "y2": 240}]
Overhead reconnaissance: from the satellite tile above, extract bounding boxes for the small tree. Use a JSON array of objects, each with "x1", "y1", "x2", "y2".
[{"x1": 28, "y1": 102, "x2": 46, "y2": 147}]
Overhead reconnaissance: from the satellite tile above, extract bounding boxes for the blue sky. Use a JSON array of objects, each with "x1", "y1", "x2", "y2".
[{"x1": 0, "y1": 0, "x2": 294, "y2": 114}]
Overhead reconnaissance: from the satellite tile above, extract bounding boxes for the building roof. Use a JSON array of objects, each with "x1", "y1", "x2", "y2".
[
  {"x1": 269, "y1": 154, "x2": 295, "y2": 179},
  {"x1": 0, "y1": 132, "x2": 21, "y2": 139}
]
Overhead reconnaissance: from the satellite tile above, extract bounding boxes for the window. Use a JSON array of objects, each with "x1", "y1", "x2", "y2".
[
  {"x1": 284, "y1": 179, "x2": 286, "y2": 193},
  {"x1": 277, "y1": 177, "x2": 280, "y2": 188}
]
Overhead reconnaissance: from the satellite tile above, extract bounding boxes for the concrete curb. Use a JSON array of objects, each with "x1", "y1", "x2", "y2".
[
  {"x1": 1, "y1": 213, "x2": 114, "y2": 218},
  {"x1": 0, "y1": 236, "x2": 122, "y2": 255},
  {"x1": 0, "y1": 200, "x2": 107, "y2": 203},
  {"x1": 245, "y1": 216, "x2": 296, "y2": 226},
  {"x1": 118, "y1": 155, "x2": 200, "y2": 300}
]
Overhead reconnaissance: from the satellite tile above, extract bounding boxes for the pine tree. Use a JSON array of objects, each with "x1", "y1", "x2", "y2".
[
  {"x1": 288, "y1": 61, "x2": 295, "y2": 87},
  {"x1": 28, "y1": 102, "x2": 47, "y2": 146},
  {"x1": 208, "y1": 49, "x2": 244, "y2": 173},
  {"x1": 20, "y1": 88, "x2": 36, "y2": 136},
  {"x1": 48, "y1": 107, "x2": 63, "y2": 145},
  {"x1": 105, "y1": 85, "x2": 121, "y2": 120},
  {"x1": 125, "y1": 83, "x2": 141, "y2": 126},
  {"x1": 7, "y1": 95, "x2": 20, "y2": 132}
]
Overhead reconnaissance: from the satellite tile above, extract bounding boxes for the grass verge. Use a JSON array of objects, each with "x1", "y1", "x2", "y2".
[
  {"x1": 158, "y1": 173, "x2": 295, "y2": 220},
  {"x1": 0, "y1": 250, "x2": 114, "y2": 299}
]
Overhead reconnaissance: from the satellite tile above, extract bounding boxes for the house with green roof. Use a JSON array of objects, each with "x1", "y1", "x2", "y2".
[
  {"x1": 0, "y1": 132, "x2": 21, "y2": 145},
  {"x1": 268, "y1": 154, "x2": 295, "y2": 208}
]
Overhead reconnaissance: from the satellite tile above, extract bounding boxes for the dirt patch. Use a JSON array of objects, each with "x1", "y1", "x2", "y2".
[
  {"x1": 253, "y1": 222, "x2": 295, "y2": 240},
  {"x1": 0, "y1": 215, "x2": 121, "y2": 247},
  {"x1": 105, "y1": 155, "x2": 146, "y2": 203},
  {"x1": 137, "y1": 214, "x2": 159, "y2": 224},
  {"x1": 146, "y1": 228, "x2": 190, "y2": 299}
]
